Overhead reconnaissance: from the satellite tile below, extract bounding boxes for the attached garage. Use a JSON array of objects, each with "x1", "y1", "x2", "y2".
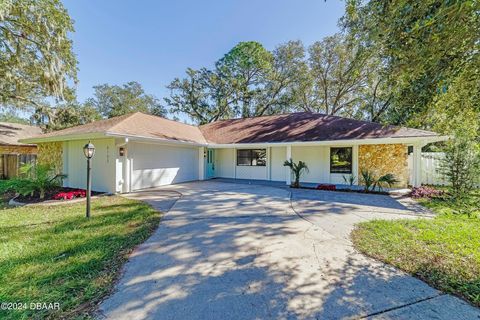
[
  {"x1": 21, "y1": 113, "x2": 208, "y2": 194},
  {"x1": 63, "y1": 139, "x2": 117, "y2": 193},
  {"x1": 129, "y1": 142, "x2": 199, "y2": 190}
]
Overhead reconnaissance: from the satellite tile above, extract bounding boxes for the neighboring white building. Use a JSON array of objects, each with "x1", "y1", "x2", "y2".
[{"x1": 22, "y1": 112, "x2": 447, "y2": 193}]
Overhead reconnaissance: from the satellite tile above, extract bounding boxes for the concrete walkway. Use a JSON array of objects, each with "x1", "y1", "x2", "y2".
[{"x1": 99, "y1": 181, "x2": 480, "y2": 320}]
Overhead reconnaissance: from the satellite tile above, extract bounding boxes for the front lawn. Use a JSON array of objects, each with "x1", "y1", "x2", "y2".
[
  {"x1": 418, "y1": 188, "x2": 480, "y2": 216},
  {"x1": 352, "y1": 190, "x2": 480, "y2": 307},
  {"x1": 0, "y1": 196, "x2": 161, "y2": 319}
]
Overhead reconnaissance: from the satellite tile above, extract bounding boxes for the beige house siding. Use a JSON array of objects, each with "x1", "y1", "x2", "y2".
[
  {"x1": 37, "y1": 142, "x2": 63, "y2": 173},
  {"x1": 358, "y1": 144, "x2": 409, "y2": 187}
]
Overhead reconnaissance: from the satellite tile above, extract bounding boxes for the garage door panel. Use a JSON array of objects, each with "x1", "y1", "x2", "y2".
[{"x1": 131, "y1": 143, "x2": 199, "y2": 190}]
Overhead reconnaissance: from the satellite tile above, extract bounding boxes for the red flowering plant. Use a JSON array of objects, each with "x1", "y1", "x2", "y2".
[
  {"x1": 52, "y1": 189, "x2": 87, "y2": 201},
  {"x1": 316, "y1": 184, "x2": 336, "y2": 191}
]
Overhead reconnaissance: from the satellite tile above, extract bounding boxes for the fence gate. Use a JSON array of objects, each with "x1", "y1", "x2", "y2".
[
  {"x1": 3, "y1": 154, "x2": 19, "y2": 179},
  {"x1": 0, "y1": 154, "x2": 37, "y2": 179}
]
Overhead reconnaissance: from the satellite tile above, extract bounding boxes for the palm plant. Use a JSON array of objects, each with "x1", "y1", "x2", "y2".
[
  {"x1": 360, "y1": 170, "x2": 399, "y2": 192},
  {"x1": 5, "y1": 163, "x2": 66, "y2": 199},
  {"x1": 343, "y1": 175, "x2": 356, "y2": 186},
  {"x1": 360, "y1": 170, "x2": 376, "y2": 192},
  {"x1": 376, "y1": 173, "x2": 399, "y2": 191},
  {"x1": 283, "y1": 159, "x2": 309, "y2": 188}
]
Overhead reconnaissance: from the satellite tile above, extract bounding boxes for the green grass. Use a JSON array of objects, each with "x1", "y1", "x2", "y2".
[
  {"x1": 418, "y1": 188, "x2": 480, "y2": 216},
  {"x1": 352, "y1": 189, "x2": 480, "y2": 306},
  {"x1": 0, "y1": 196, "x2": 161, "y2": 319}
]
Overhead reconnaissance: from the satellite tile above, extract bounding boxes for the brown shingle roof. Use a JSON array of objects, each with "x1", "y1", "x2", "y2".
[
  {"x1": 109, "y1": 113, "x2": 206, "y2": 144},
  {"x1": 24, "y1": 111, "x2": 439, "y2": 145},
  {"x1": 0, "y1": 122, "x2": 42, "y2": 146},
  {"x1": 199, "y1": 112, "x2": 438, "y2": 144},
  {"x1": 27, "y1": 112, "x2": 207, "y2": 144}
]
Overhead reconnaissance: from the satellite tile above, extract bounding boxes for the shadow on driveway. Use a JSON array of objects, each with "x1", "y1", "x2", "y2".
[{"x1": 99, "y1": 181, "x2": 479, "y2": 320}]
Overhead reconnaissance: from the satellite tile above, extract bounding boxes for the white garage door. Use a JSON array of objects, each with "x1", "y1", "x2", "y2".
[{"x1": 130, "y1": 142, "x2": 199, "y2": 190}]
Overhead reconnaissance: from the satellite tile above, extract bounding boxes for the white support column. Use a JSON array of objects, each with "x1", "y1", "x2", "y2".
[
  {"x1": 286, "y1": 145, "x2": 292, "y2": 185},
  {"x1": 122, "y1": 139, "x2": 130, "y2": 193},
  {"x1": 352, "y1": 145, "x2": 359, "y2": 185},
  {"x1": 413, "y1": 144, "x2": 422, "y2": 187},
  {"x1": 198, "y1": 147, "x2": 205, "y2": 180},
  {"x1": 129, "y1": 157, "x2": 133, "y2": 192},
  {"x1": 233, "y1": 148, "x2": 237, "y2": 179},
  {"x1": 266, "y1": 147, "x2": 271, "y2": 181}
]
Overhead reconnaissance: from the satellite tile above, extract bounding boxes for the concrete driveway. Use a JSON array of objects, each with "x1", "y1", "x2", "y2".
[{"x1": 99, "y1": 180, "x2": 480, "y2": 320}]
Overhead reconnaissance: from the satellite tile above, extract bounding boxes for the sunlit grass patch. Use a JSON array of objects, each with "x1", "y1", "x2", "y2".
[{"x1": 0, "y1": 196, "x2": 161, "y2": 319}]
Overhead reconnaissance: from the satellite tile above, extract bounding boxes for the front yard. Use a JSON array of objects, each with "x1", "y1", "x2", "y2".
[
  {"x1": 0, "y1": 196, "x2": 161, "y2": 319},
  {"x1": 352, "y1": 189, "x2": 480, "y2": 307}
]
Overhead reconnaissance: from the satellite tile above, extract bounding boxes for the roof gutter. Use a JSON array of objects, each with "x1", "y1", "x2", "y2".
[
  {"x1": 19, "y1": 131, "x2": 449, "y2": 149},
  {"x1": 0, "y1": 142, "x2": 38, "y2": 147},
  {"x1": 207, "y1": 135, "x2": 450, "y2": 148},
  {"x1": 19, "y1": 132, "x2": 108, "y2": 144},
  {"x1": 105, "y1": 132, "x2": 208, "y2": 147}
]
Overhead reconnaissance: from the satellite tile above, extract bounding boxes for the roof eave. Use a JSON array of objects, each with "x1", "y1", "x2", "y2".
[
  {"x1": 19, "y1": 132, "x2": 108, "y2": 144},
  {"x1": 105, "y1": 132, "x2": 208, "y2": 147},
  {"x1": 207, "y1": 135, "x2": 450, "y2": 148},
  {"x1": 19, "y1": 130, "x2": 449, "y2": 148},
  {"x1": 0, "y1": 142, "x2": 38, "y2": 147}
]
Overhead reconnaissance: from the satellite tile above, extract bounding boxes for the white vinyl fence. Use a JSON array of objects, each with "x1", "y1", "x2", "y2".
[{"x1": 408, "y1": 152, "x2": 450, "y2": 186}]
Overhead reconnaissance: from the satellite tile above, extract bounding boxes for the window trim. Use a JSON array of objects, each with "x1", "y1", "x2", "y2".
[
  {"x1": 236, "y1": 149, "x2": 267, "y2": 167},
  {"x1": 330, "y1": 147, "x2": 353, "y2": 174}
]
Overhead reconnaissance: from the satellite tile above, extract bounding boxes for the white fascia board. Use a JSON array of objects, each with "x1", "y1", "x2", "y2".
[
  {"x1": 207, "y1": 136, "x2": 450, "y2": 149},
  {"x1": 105, "y1": 132, "x2": 208, "y2": 147},
  {"x1": 19, "y1": 132, "x2": 107, "y2": 144},
  {"x1": 22, "y1": 131, "x2": 448, "y2": 149}
]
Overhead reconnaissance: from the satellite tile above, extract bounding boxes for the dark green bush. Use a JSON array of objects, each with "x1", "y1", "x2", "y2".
[{"x1": 2, "y1": 164, "x2": 66, "y2": 199}]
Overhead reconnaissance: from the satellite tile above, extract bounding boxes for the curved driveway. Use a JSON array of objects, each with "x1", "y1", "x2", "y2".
[{"x1": 99, "y1": 180, "x2": 479, "y2": 320}]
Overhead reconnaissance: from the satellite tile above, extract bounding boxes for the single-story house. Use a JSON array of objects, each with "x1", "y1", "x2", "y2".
[
  {"x1": 21, "y1": 112, "x2": 447, "y2": 193},
  {"x1": 1, "y1": 122, "x2": 42, "y2": 179}
]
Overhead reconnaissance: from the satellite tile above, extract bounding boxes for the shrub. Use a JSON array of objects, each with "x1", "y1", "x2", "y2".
[
  {"x1": 0, "y1": 180, "x2": 10, "y2": 194},
  {"x1": 410, "y1": 186, "x2": 444, "y2": 199},
  {"x1": 3, "y1": 164, "x2": 66, "y2": 199},
  {"x1": 440, "y1": 136, "x2": 480, "y2": 198}
]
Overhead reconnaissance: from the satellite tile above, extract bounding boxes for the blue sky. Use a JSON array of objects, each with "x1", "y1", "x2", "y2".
[{"x1": 64, "y1": 0, "x2": 345, "y2": 107}]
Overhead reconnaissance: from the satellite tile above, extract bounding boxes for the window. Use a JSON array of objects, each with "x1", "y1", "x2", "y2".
[
  {"x1": 236, "y1": 149, "x2": 266, "y2": 166},
  {"x1": 407, "y1": 145, "x2": 414, "y2": 155},
  {"x1": 330, "y1": 147, "x2": 352, "y2": 174},
  {"x1": 207, "y1": 150, "x2": 213, "y2": 164}
]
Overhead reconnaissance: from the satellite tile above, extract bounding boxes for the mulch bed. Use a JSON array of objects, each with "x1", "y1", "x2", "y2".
[{"x1": 14, "y1": 187, "x2": 104, "y2": 204}]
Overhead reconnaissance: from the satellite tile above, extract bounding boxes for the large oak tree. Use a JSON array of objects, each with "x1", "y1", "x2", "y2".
[
  {"x1": 343, "y1": 0, "x2": 480, "y2": 131},
  {"x1": 166, "y1": 41, "x2": 307, "y2": 124},
  {"x1": 86, "y1": 81, "x2": 166, "y2": 118},
  {"x1": 0, "y1": 0, "x2": 77, "y2": 107}
]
